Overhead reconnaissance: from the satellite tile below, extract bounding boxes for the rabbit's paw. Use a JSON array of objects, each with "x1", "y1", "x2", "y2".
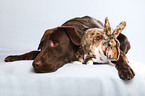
[
  {"x1": 86, "y1": 60, "x2": 94, "y2": 65},
  {"x1": 117, "y1": 67, "x2": 135, "y2": 80}
]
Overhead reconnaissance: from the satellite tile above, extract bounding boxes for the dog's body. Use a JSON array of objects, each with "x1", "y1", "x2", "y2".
[{"x1": 5, "y1": 16, "x2": 135, "y2": 80}]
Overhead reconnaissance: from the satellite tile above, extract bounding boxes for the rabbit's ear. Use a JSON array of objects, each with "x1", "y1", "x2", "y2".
[
  {"x1": 112, "y1": 21, "x2": 126, "y2": 38},
  {"x1": 104, "y1": 17, "x2": 111, "y2": 36}
]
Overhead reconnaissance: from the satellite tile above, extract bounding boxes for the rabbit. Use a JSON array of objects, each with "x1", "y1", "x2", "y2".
[{"x1": 75, "y1": 17, "x2": 126, "y2": 65}]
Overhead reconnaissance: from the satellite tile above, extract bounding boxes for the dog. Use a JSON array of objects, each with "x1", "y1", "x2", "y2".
[{"x1": 4, "y1": 16, "x2": 135, "y2": 80}]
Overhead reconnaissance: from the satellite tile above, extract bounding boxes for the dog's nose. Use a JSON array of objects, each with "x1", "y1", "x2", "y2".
[{"x1": 32, "y1": 61, "x2": 42, "y2": 72}]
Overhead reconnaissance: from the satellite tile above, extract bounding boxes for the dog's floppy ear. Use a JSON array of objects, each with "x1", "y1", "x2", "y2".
[
  {"x1": 38, "y1": 26, "x2": 81, "y2": 50},
  {"x1": 58, "y1": 26, "x2": 81, "y2": 46}
]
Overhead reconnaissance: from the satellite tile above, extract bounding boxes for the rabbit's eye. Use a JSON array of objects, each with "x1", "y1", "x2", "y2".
[
  {"x1": 108, "y1": 43, "x2": 111, "y2": 47},
  {"x1": 96, "y1": 35, "x2": 102, "y2": 40},
  {"x1": 96, "y1": 36, "x2": 100, "y2": 39}
]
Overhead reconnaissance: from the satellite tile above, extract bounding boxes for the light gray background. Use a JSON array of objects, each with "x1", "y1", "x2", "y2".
[{"x1": 0, "y1": 0, "x2": 145, "y2": 63}]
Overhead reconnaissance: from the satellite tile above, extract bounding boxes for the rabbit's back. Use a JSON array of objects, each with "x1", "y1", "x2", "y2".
[
  {"x1": 77, "y1": 28, "x2": 105, "y2": 64},
  {"x1": 81, "y1": 28, "x2": 104, "y2": 52}
]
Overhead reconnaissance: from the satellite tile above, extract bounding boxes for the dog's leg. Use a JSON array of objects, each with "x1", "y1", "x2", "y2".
[
  {"x1": 112, "y1": 51, "x2": 135, "y2": 80},
  {"x1": 4, "y1": 50, "x2": 40, "y2": 62}
]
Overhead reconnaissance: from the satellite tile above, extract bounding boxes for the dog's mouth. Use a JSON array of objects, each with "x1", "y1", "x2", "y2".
[
  {"x1": 33, "y1": 67, "x2": 56, "y2": 73},
  {"x1": 33, "y1": 67, "x2": 45, "y2": 73},
  {"x1": 32, "y1": 60, "x2": 57, "y2": 73}
]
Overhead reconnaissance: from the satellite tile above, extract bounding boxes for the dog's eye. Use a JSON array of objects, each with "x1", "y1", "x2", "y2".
[{"x1": 50, "y1": 40, "x2": 58, "y2": 47}]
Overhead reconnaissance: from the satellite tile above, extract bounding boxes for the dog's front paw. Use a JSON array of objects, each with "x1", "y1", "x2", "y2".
[
  {"x1": 4, "y1": 56, "x2": 18, "y2": 62},
  {"x1": 117, "y1": 67, "x2": 135, "y2": 80}
]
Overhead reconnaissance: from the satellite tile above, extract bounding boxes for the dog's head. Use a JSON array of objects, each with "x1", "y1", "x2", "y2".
[{"x1": 32, "y1": 26, "x2": 81, "y2": 72}]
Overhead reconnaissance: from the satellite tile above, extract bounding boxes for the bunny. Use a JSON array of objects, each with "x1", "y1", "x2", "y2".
[{"x1": 75, "y1": 17, "x2": 126, "y2": 65}]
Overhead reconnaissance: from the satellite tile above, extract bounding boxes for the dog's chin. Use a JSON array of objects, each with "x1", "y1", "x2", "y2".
[
  {"x1": 33, "y1": 66, "x2": 57, "y2": 73},
  {"x1": 33, "y1": 68, "x2": 44, "y2": 73}
]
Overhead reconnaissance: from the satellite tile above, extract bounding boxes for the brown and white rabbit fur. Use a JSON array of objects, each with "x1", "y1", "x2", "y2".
[{"x1": 75, "y1": 17, "x2": 126, "y2": 65}]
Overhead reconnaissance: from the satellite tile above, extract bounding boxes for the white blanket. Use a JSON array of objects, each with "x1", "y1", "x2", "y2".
[{"x1": 0, "y1": 59, "x2": 145, "y2": 96}]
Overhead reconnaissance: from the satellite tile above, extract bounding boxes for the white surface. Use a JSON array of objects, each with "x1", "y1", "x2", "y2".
[
  {"x1": 0, "y1": 58, "x2": 145, "y2": 96},
  {"x1": 0, "y1": 0, "x2": 145, "y2": 63},
  {"x1": 0, "y1": 0, "x2": 145, "y2": 95}
]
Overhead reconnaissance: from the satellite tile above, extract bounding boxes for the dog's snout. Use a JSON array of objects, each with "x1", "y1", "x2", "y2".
[
  {"x1": 32, "y1": 61, "x2": 43, "y2": 72},
  {"x1": 33, "y1": 61, "x2": 41, "y2": 68}
]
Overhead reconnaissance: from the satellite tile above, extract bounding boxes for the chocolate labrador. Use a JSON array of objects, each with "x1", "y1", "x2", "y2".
[{"x1": 4, "y1": 16, "x2": 135, "y2": 80}]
